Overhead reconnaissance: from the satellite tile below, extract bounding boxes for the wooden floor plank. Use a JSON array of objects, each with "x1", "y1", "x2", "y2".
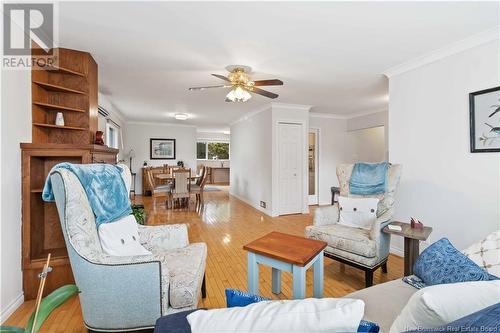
[{"x1": 4, "y1": 187, "x2": 403, "y2": 331}]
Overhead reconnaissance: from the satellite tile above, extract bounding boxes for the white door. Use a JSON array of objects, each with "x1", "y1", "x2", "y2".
[
  {"x1": 308, "y1": 129, "x2": 319, "y2": 205},
  {"x1": 278, "y1": 122, "x2": 303, "y2": 215}
]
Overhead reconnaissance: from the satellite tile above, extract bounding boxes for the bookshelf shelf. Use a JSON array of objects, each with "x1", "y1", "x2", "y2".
[
  {"x1": 33, "y1": 102, "x2": 86, "y2": 113},
  {"x1": 33, "y1": 80, "x2": 86, "y2": 94},
  {"x1": 33, "y1": 123, "x2": 87, "y2": 131}
]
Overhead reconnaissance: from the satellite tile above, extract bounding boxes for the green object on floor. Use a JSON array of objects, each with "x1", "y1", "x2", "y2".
[
  {"x1": 0, "y1": 327, "x2": 24, "y2": 333},
  {"x1": 132, "y1": 205, "x2": 146, "y2": 225},
  {"x1": 0, "y1": 285, "x2": 79, "y2": 333}
]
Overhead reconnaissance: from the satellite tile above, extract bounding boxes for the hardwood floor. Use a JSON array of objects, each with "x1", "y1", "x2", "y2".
[{"x1": 4, "y1": 187, "x2": 403, "y2": 332}]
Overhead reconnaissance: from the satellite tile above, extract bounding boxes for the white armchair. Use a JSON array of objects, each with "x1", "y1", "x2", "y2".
[
  {"x1": 49, "y1": 165, "x2": 207, "y2": 332},
  {"x1": 305, "y1": 163, "x2": 402, "y2": 287}
]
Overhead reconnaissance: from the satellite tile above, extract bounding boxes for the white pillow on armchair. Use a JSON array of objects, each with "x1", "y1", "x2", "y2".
[
  {"x1": 338, "y1": 196, "x2": 379, "y2": 230},
  {"x1": 98, "y1": 215, "x2": 152, "y2": 256}
]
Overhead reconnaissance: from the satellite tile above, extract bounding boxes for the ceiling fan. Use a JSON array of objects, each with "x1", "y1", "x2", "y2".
[{"x1": 188, "y1": 65, "x2": 283, "y2": 102}]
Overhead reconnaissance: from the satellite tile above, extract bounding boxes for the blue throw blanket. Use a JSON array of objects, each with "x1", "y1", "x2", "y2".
[
  {"x1": 349, "y1": 162, "x2": 388, "y2": 195},
  {"x1": 43, "y1": 163, "x2": 132, "y2": 228}
]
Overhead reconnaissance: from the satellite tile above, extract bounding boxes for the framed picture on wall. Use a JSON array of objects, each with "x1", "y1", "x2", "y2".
[
  {"x1": 469, "y1": 86, "x2": 500, "y2": 153},
  {"x1": 150, "y1": 138, "x2": 176, "y2": 159}
]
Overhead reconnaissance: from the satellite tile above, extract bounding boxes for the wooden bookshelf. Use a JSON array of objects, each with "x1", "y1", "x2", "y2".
[
  {"x1": 22, "y1": 47, "x2": 117, "y2": 299},
  {"x1": 31, "y1": 47, "x2": 98, "y2": 145}
]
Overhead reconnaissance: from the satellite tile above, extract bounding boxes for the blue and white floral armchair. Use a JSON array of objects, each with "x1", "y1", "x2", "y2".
[
  {"x1": 50, "y1": 165, "x2": 207, "y2": 332},
  {"x1": 305, "y1": 163, "x2": 402, "y2": 288}
]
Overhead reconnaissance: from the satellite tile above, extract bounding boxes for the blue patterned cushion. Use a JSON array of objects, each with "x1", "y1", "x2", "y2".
[
  {"x1": 413, "y1": 238, "x2": 491, "y2": 286},
  {"x1": 225, "y1": 289, "x2": 271, "y2": 308}
]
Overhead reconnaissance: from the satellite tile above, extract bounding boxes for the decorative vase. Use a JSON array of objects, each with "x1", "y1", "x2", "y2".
[
  {"x1": 94, "y1": 131, "x2": 104, "y2": 145},
  {"x1": 55, "y1": 112, "x2": 65, "y2": 126}
]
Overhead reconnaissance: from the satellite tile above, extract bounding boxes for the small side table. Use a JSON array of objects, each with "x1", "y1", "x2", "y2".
[
  {"x1": 243, "y1": 232, "x2": 327, "y2": 299},
  {"x1": 383, "y1": 221, "x2": 432, "y2": 276}
]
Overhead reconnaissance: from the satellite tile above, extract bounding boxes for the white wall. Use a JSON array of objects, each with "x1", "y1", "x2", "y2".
[
  {"x1": 123, "y1": 122, "x2": 197, "y2": 194},
  {"x1": 346, "y1": 126, "x2": 386, "y2": 163},
  {"x1": 388, "y1": 40, "x2": 500, "y2": 253},
  {"x1": 230, "y1": 108, "x2": 273, "y2": 215},
  {"x1": 309, "y1": 116, "x2": 348, "y2": 205},
  {"x1": 0, "y1": 69, "x2": 31, "y2": 322},
  {"x1": 348, "y1": 111, "x2": 388, "y2": 160},
  {"x1": 347, "y1": 111, "x2": 388, "y2": 131}
]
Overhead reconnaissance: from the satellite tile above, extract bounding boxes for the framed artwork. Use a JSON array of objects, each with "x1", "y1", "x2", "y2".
[
  {"x1": 150, "y1": 138, "x2": 176, "y2": 159},
  {"x1": 469, "y1": 86, "x2": 500, "y2": 153}
]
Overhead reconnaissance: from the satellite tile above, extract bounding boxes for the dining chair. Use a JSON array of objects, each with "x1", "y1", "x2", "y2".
[
  {"x1": 191, "y1": 166, "x2": 208, "y2": 209},
  {"x1": 168, "y1": 169, "x2": 191, "y2": 209},
  {"x1": 195, "y1": 166, "x2": 206, "y2": 186},
  {"x1": 145, "y1": 168, "x2": 171, "y2": 198}
]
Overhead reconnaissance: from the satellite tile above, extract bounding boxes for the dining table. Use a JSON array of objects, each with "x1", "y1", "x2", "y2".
[{"x1": 154, "y1": 173, "x2": 200, "y2": 181}]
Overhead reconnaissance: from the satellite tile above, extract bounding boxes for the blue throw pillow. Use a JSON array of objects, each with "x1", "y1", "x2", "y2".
[
  {"x1": 225, "y1": 289, "x2": 271, "y2": 308},
  {"x1": 358, "y1": 320, "x2": 380, "y2": 332},
  {"x1": 225, "y1": 289, "x2": 379, "y2": 332},
  {"x1": 413, "y1": 238, "x2": 491, "y2": 286}
]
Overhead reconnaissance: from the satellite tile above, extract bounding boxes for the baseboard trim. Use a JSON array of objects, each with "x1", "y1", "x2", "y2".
[
  {"x1": 390, "y1": 245, "x2": 404, "y2": 257},
  {"x1": 0, "y1": 292, "x2": 24, "y2": 324},
  {"x1": 229, "y1": 191, "x2": 275, "y2": 217}
]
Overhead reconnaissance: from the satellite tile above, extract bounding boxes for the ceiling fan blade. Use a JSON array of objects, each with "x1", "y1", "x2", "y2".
[
  {"x1": 188, "y1": 85, "x2": 229, "y2": 91},
  {"x1": 211, "y1": 74, "x2": 231, "y2": 82},
  {"x1": 252, "y1": 79, "x2": 283, "y2": 86},
  {"x1": 248, "y1": 87, "x2": 279, "y2": 99}
]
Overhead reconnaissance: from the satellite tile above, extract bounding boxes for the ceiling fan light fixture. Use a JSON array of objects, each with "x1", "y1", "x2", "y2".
[
  {"x1": 226, "y1": 86, "x2": 251, "y2": 102},
  {"x1": 174, "y1": 113, "x2": 189, "y2": 120}
]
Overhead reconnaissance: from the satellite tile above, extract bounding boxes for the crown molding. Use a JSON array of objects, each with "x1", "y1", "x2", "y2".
[
  {"x1": 230, "y1": 102, "x2": 313, "y2": 126},
  {"x1": 384, "y1": 26, "x2": 499, "y2": 78},
  {"x1": 111, "y1": 108, "x2": 127, "y2": 124},
  {"x1": 347, "y1": 109, "x2": 388, "y2": 119},
  {"x1": 127, "y1": 120, "x2": 197, "y2": 128},
  {"x1": 310, "y1": 109, "x2": 387, "y2": 120},
  {"x1": 271, "y1": 102, "x2": 312, "y2": 111},
  {"x1": 309, "y1": 112, "x2": 348, "y2": 120},
  {"x1": 196, "y1": 128, "x2": 230, "y2": 134},
  {"x1": 229, "y1": 104, "x2": 272, "y2": 126}
]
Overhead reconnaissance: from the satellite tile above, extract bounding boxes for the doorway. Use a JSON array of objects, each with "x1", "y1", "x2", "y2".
[
  {"x1": 277, "y1": 122, "x2": 303, "y2": 215},
  {"x1": 308, "y1": 128, "x2": 319, "y2": 205}
]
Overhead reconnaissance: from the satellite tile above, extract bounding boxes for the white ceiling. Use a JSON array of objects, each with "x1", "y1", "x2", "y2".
[{"x1": 58, "y1": 1, "x2": 499, "y2": 129}]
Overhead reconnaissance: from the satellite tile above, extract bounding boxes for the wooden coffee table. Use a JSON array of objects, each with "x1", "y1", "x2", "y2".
[{"x1": 243, "y1": 231, "x2": 327, "y2": 299}]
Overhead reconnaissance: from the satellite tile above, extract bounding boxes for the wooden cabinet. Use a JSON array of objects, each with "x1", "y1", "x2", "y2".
[
  {"x1": 21, "y1": 46, "x2": 118, "y2": 299},
  {"x1": 21, "y1": 143, "x2": 118, "y2": 299},
  {"x1": 209, "y1": 167, "x2": 230, "y2": 185}
]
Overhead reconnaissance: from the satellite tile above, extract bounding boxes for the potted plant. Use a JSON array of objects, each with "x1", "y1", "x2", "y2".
[{"x1": 132, "y1": 204, "x2": 146, "y2": 225}]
